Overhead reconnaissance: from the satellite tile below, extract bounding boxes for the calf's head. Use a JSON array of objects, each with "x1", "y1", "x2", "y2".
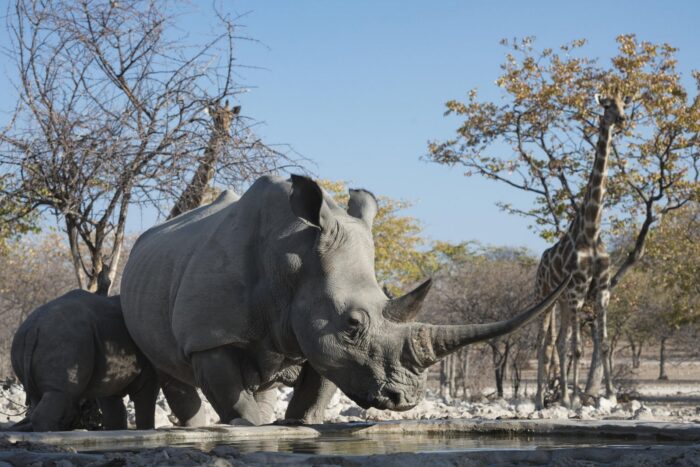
[{"x1": 288, "y1": 175, "x2": 568, "y2": 411}]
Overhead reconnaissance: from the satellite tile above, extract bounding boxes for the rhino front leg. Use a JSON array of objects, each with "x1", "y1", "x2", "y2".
[
  {"x1": 191, "y1": 346, "x2": 261, "y2": 426},
  {"x1": 98, "y1": 395, "x2": 127, "y2": 430},
  {"x1": 285, "y1": 362, "x2": 336, "y2": 424},
  {"x1": 160, "y1": 373, "x2": 208, "y2": 427}
]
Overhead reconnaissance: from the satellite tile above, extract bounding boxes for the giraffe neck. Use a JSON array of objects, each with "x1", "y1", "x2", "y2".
[
  {"x1": 168, "y1": 123, "x2": 229, "y2": 219},
  {"x1": 572, "y1": 121, "x2": 614, "y2": 245}
]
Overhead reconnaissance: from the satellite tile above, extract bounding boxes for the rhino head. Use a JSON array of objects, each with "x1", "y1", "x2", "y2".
[{"x1": 287, "y1": 175, "x2": 567, "y2": 411}]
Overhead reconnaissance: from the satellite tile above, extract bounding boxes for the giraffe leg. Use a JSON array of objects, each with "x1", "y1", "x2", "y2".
[
  {"x1": 584, "y1": 254, "x2": 614, "y2": 400},
  {"x1": 571, "y1": 310, "x2": 582, "y2": 406},
  {"x1": 535, "y1": 304, "x2": 555, "y2": 410},
  {"x1": 556, "y1": 302, "x2": 572, "y2": 407},
  {"x1": 593, "y1": 255, "x2": 615, "y2": 399}
]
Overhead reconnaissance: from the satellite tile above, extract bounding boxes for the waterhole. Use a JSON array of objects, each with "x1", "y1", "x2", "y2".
[{"x1": 82, "y1": 431, "x2": 692, "y2": 455}]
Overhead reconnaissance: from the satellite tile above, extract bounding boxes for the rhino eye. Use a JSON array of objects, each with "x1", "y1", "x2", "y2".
[
  {"x1": 347, "y1": 310, "x2": 366, "y2": 327},
  {"x1": 348, "y1": 315, "x2": 362, "y2": 327},
  {"x1": 344, "y1": 310, "x2": 367, "y2": 342}
]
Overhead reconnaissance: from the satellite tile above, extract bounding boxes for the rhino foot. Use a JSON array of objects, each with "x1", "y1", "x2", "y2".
[
  {"x1": 228, "y1": 418, "x2": 255, "y2": 427},
  {"x1": 272, "y1": 418, "x2": 305, "y2": 426}
]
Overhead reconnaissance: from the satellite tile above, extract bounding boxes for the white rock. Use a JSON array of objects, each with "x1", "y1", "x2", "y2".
[
  {"x1": 538, "y1": 404, "x2": 570, "y2": 419},
  {"x1": 154, "y1": 403, "x2": 172, "y2": 428},
  {"x1": 513, "y1": 399, "x2": 535, "y2": 416},
  {"x1": 632, "y1": 405, "x2": 655, "y2": 420},
  {"x1": 597, "y1": 397, "x2": 616, "y2": 413}
]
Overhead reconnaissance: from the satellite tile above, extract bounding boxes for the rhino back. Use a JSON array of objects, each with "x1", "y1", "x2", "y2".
[{"x1": 121, "y1": 178, "x2": 296, "y2": 383}]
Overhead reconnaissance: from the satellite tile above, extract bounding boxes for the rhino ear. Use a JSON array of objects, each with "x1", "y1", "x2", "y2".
[
  {"x1": 347, "y1": 188, "x2": 378, "y2": 229},
  {"x1": 290, "y1": 175, "x2": 331, "y2": 230}
]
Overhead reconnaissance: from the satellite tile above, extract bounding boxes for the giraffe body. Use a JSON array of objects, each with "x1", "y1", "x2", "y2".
[{"x1": 534, "y1": 95, "x2": 628, "y2": 409}]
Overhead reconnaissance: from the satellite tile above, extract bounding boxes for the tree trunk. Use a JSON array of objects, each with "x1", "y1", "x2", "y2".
[
  {"x1": 491, "y1": 342, "x2": 510, "y2": 399},
  {"x1": 448, "y1": 354, "x2": 457, "y2": 398},
  {"x1": 511, "y1": 361, "x2": 522, "y2": 398},
  {"x1": 631, "y1": 339, "x2": 643, "y2": 369},
  {"x1": 439, "y1": 359, "x2": 448, "y2": 399},
  {"x1": 461, "y1": 348, "x2": 470, "y2": 398},
  {"x1": 66, "y1": 219, "x2": 86, "y2": 290},
  {"x1": 658, "y1": 337, "x2": 668, "y2": 380}
]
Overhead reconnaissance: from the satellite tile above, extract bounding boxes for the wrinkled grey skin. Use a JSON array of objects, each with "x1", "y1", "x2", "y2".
[
  {"x1": 9, "y1": 290, "x2": 158, "y2": 432},
  {"x1": 121, "y1": 175, "x2": 568, "y2": 425}
]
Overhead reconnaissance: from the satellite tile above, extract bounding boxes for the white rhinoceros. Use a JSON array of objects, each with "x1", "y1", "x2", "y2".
[
  {"x1": 10, "y1": 290, "x2": 158, "y2": 431},
  {"x1": 121, "y1": 175, "x2": 567, "y2": 425}
]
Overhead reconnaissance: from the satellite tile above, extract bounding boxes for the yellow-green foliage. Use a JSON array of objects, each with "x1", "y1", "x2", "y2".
[
  {"x1": 428, "y1": 35, "x2": 700, "y2": 242},
  {"x1": 0, "y1": 175, "x2": 38, "y2": 254},
  {"x1": 644, "y1": 206, "x2": 700, "y2": 326}
]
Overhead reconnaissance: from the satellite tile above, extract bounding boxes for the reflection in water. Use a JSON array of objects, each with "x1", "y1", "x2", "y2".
[
  {"x1": 92, "y1": 433, "x2": 684, "y2": 456},
  {"x1": 230, "y1": 433, "x2": 656, "y2": 455}
]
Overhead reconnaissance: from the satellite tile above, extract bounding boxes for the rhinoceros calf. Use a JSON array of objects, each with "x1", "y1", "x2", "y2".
[
  {"x1": 121, "y1": 175, "x2": 568, "y2": 426},
  {"x1": 9, "y1": 290, "x2": 158, "y2": 431}
]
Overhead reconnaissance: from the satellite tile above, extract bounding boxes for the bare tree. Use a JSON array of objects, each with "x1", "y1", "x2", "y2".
[
  {"x1": 427, "y1": 245, "x2": 538, "y2": 399},
  {"x1": 0, "y1": 0, "x2": 298, "y2": 295}
]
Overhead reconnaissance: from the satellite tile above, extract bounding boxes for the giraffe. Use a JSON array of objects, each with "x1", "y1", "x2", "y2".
[
  {"x1": 534, "y1": 94, "x2": 630, "y2": 409},
  {"x1": 168, "y1": 99, "x2": 240, "y2": 220}
]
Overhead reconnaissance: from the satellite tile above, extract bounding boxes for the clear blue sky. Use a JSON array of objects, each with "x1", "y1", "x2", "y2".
[{"x1": 2, "y1": 1, "x2": 699, "y2": 252}]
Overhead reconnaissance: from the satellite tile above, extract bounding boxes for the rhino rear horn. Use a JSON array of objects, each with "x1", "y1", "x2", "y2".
[{"x1": 383, "y1": 279, "x2": 432, "y2": 323}]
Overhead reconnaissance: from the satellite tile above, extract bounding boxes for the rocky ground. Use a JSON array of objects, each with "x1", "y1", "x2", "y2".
[
  {"x1": 3, "y1": 382, "x2": 700, "y2": 429},
  {"x1": 3, "y1": 357, "x2": 700, "y2": 466},
  {"x1": 3, "y1": 381, "x2": 700, "y2": 466}
]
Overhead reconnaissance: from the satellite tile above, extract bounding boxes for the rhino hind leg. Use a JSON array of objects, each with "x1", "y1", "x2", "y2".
[
  {"x1": 98, "y1": 395, "x2": 127, "y2": 430},
  {"x1": 160, "y1": 374, "x2": 208, "y2": 427},
  {"x1": 6, "y1": 416, "x2": 33, "y2": 432},
  {"x1": 285, "y1": 362, "x2": 336, "y2": 424},
  {"x1": 191, "y1": 346, "x2": 261, "y2": 426},
  {"x1": 128, "y1": 369, "x2": 159, "y2": 430},
  {"x1": 30, "y1": 391, "x2": 78, "y2": 431}
]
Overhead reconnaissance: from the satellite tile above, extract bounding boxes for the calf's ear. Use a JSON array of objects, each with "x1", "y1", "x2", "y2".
[{"x1": 290, "y1": 175, "x2": 332, "y2": 231}]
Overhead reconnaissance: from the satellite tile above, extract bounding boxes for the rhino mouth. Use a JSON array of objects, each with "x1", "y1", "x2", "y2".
[{"x1": 344, "y1": 388, "x2": 418, "y2": 412}]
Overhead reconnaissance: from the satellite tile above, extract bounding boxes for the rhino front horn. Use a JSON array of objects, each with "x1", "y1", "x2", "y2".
[
  {"x1": 408, "y1": 275, "x2": 571, "y2": 368},
  {"x1": 383, "y1": 278, "x2": 432, "y2": 323}
]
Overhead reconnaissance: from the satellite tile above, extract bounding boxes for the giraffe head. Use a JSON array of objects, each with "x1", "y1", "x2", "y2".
[
  {"x1": 594, "y1": 94, "x2": 631, "y2": 128},
  {"x1": 207, "y1": 99, "x2": 241, "y2": 135}
]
